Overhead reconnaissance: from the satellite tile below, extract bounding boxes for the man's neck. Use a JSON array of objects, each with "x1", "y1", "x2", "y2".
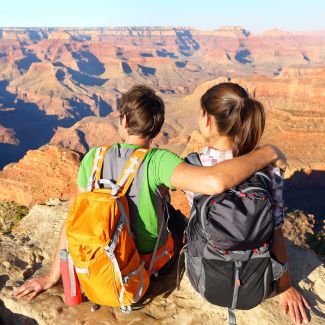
[{"x1": 124, "y1": 135, "x2": 151, "y2": 148}]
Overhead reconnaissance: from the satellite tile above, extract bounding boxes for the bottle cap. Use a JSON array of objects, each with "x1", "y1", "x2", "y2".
[{"x1": 60, "y1": 249, "x2": 69, "y2": 260}]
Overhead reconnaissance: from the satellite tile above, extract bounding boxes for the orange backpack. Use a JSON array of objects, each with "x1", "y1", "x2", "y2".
[{"x1": 66, "y1": 146, "x2": 157, "y2": 310}]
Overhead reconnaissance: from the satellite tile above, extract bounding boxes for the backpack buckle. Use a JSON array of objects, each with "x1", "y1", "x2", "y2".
[
  {"x1": 111, "y1": 184, "x2": 121, "y2": 196},
  {"x1": 120, "y1": 305, "x2": 132, "y2": 314},
  {"x1": 104, "y1": 246, "x2": 115, "y2": 258}
]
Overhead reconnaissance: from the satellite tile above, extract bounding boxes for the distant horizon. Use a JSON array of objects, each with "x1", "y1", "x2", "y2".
[{"x1": 1, "y1": 26, "x2": 325, "y2": 34}]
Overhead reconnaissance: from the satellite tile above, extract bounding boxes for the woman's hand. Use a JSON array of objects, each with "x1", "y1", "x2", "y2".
[
  {"x1": 267, "y1": 144, "x2": 287, "y2": 171},
  {"x1": 257, "y1": 144, "x2": 287, "y2": 171},
  {"x1": 13, "y1": 273, "x2": 57, "y2": 301},
  {"x1": 279, "y1": 286, "x2": 311, "y2": 324}
]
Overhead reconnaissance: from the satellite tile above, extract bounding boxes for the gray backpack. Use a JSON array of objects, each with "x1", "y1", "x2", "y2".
[{"x1": 181, "y1": 153, "x2": 287, "y2": 325}]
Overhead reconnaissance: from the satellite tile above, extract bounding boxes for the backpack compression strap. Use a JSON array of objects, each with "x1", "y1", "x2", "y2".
[{"x1": 87, "y1": 145, "x2": 111, "y2": 191}]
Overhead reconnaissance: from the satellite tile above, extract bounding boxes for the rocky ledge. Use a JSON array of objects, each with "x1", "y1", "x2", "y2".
[{"x1": 0, "y1": 198, "x2": 324, "y2": 325}]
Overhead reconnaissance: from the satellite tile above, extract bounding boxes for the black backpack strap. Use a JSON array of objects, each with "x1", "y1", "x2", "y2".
[
  {"x1": 176, "y1": 246, "x2": 186, "y2": 290},
  {"x1": 255, "y1": 171, "x2": 272, "y2": 184},
  {"x1": 228, "y1": 308, "x2": 237, "y2": 325},
  {"x1": 185, "y1": 152, "x2": 202, "y2": 166}
]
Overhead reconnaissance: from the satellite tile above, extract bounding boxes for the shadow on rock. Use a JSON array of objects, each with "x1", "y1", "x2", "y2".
[
  {"x1": 0, "y1": 299, "x2": 39, "y2": 325},
  {"x1": 284, "y1": 169, "x2": 325, "y2": 231}
]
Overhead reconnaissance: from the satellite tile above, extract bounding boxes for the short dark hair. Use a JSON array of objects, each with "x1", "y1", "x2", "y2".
[{"x1": 119, "y1": 84, "x2": 165, "y2": 139}]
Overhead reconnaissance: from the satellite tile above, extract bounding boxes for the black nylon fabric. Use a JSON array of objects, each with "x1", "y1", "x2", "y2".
[
  {"x1": 202, "y1": 258, "x2": 234, "y2": 306},
  {"x1": 205, "y1": 193, "x2": 273, "y2": 250},
  {"x1": 236, "y1": 258, "x2": 270, "y2": 309},
  {"x1": 191, "y1": 172, "x2": 274, "y2": 251},
  {"x1": 186, "y1": 240, "x2": 274, "y2": 310},
  {"x1": 185, "y1": 239, "x2": 273, "y2": 310}
]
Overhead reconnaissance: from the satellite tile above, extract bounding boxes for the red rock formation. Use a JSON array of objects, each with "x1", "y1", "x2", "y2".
[
  {"x1": 50, "y1": 116, "x2": 120, "y2": 153},
  {"x1": 0, "y1": 125, "x2": 19, "y2": 144},
  {"x1": 49, "y1": 113, "x2": 189, "y2": 155},
  {"x1": 0, "y1": 145, "x2": 80, "y2": 207}
]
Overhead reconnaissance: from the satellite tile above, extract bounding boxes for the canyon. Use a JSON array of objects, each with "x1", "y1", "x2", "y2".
[
  {"x1": 0, "y1": 25, "x2": 324, "y2": 243},
  {"x1": 0, "y1": 26, "x2": 325, "y2": 167},
  {"x1": 0, "y1": 26, "x2": 324, "y2": 231}
]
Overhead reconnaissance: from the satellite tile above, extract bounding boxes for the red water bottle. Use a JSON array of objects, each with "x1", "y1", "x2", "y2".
[{"x1": 60, "y1": 249, "x2": 82, "y2": 306}]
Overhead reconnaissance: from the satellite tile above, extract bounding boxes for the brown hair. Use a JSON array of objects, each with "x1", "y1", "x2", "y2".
[
  {"x1": 119, "y1": 84, "x2": 165, "y2": 139},
  {"x1": 201, "y1": 82, "x2": 265, "y2": 156}
]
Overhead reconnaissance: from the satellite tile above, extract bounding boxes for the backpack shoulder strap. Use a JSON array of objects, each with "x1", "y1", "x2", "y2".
[
  {"x1": 114, "y1": 148, "x2": 149, "y2": 196},
  {"x1": 228, "y1": 308, "x2": 237, "y2": 325},
  {"x1": 88, "y1": 145, "x2": 111, "y2": 191},
  {"x1": 185, "y1": 152, "x2": 202, "y2": 166}
]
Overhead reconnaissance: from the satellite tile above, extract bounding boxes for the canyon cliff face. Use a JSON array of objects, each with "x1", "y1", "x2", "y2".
[
  {"x1": 0, "y1": 145, "x2": 80, "y2": 207},
  {"x1": 49, "y1": 66, "x2": 325, "y2": 169},
  {"x1": 0, "y1": 27, "x2": 325, "y2": 168},
  {"x1": 50, "y1": 115, "x2": 120, "y2": 154},
  {"x1": 167, "y1": 67, "x2": 325, "y2": 169}
]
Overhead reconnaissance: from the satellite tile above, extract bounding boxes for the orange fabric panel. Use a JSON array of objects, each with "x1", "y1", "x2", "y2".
[
  {"x1": 140, "y1": 234, "x2": 175, "y2": 273},
  {"x1": 66, "y1": 193, "x2": 150, "y2": 306}
]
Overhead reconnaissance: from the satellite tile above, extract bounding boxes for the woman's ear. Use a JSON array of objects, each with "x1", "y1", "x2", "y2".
[{"x1": 206, "y1": 113, "x2": 212, "y2": 128}]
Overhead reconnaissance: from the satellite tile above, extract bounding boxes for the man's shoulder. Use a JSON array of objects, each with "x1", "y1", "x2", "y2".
[
  {"x1": 147, "y1": 147, "x2": 172, "y2": 155},
  {"x1": 146, "y1": 147, "x2": 183, "y2": 162}
]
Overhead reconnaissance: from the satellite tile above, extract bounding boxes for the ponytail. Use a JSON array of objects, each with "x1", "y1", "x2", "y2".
[{"x1": 201, "y1": 83, "x2": 265, "y2": 156}]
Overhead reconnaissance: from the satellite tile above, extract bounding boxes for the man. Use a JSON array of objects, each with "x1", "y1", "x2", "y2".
[{"x1": 14, "y1": 84, "x2": 287, "y2": 303}]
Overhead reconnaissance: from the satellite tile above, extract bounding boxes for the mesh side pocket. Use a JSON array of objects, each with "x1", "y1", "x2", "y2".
[
  {"x1": 185, "y1": 250, "x2": 203, "y2": 294},
  {"x1": 202, "y1": 258, "x2": 234, "y2": 307},
  {"x1": 236, "y1": 258, "x2": 270, "y2": 310}
]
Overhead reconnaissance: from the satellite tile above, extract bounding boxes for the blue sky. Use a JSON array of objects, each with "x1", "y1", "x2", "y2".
[{"x1": 1, "y1": 0, "x2": 325, "y2": 32}]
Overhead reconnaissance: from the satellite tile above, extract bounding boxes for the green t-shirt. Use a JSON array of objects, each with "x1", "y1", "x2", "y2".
[{"x1": 77, "y1": 143, "x2": 184, "y2": 253}]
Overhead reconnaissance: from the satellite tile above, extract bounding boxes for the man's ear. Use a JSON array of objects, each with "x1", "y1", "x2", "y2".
[{"x1": 120, "y1": 114, "x2": 128, "y2": 129}]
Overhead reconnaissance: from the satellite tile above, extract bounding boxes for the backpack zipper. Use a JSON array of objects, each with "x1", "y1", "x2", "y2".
[{"x1": 231, "y1": 261, "x2": 242, "y2": 309}]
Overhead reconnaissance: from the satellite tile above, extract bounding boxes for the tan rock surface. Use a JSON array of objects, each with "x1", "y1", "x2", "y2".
[
  {"x1": 0, "y1": 145, "x2": 80, "y2": 207},
  {"x1": 0, "y1": 198, "x2": 324, "y2": 325}
]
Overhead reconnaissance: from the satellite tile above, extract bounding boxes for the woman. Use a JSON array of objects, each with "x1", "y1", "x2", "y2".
[{"x1": 186, "y1": 82, "x2": 310, "y2": 325}]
